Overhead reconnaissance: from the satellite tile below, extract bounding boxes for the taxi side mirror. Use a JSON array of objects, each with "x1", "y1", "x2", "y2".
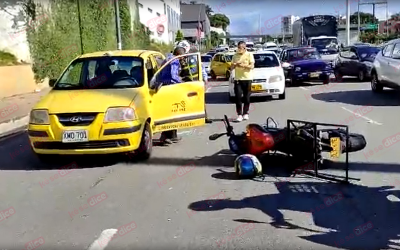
[{"x1": 49, "y1": 79, "x2": 57, "y2": 87}]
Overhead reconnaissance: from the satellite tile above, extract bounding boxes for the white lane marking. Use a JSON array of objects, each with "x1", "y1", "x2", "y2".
[
  {"x1": 87, "y1": 229, "x2": 118, "y2": 250},
  {"x1": 299, "y1": 87, "x2": 308, "y2": 91},
  {"x1": 341, "y1": 107, "x2": 383, "y2": 125}
]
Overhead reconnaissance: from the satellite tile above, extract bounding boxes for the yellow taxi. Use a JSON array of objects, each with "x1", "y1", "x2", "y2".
[
  {"x1": 28, "y1": 50, "x2": 206, "y2": 162},
  {"x1": 210, "y1": 51, "x2": 235, "y2": 80}
]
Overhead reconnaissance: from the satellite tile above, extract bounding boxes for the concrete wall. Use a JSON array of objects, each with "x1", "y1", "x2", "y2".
[
  {"x1": 0, "y1": 65, "x2": 38, "y2": 99},
  {"x1": 0, "y1": 0, "x2": 141, "y2": 98}
]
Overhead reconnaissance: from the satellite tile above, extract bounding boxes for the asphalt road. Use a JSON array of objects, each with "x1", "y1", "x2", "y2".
[{"x1": 1, "y1": 77, "x2": 400, "y2": 250}]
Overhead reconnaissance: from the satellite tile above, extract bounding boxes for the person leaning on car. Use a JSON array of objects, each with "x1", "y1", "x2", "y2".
[{"x1": 230, "y1": 41, "x2": 255, "y2": 122}]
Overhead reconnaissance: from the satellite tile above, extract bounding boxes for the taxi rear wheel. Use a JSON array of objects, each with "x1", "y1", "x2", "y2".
[{"x1": 135, "y1": 122, "x2": 152, "y2": 160}]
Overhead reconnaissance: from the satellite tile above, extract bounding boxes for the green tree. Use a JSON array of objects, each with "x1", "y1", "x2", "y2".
[
  {"x1": 23, "y1": 0, "x2": 142, "y2": 82},
  {"x1": 175, "y1": 30, "x2": 184, "y2": 42},
  {"x1": 210, "y1": 31, "x2": 220, "y2": 46},
  {"x1": 209, "y1": 14, "x2": 230, "y2": 31},
  {"x1": 350, "y1": 12, "x2": 379, "y2": 24},
  {"x1": 204, "y1": 5, "x2": 213, "y2": 17},
  {"x1": 391, "y1": 13, "x2": 400, "y2": 20}
]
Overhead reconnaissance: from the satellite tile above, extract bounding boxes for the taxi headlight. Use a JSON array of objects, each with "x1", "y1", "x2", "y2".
[
  {"x1": 269, "y1": 75, "x2": 283, "y2": 83},
  {"x1": 104, "y1": 107, "x2": 136, "y2": 123},
  {"x1": 295, "y1": 67, "x2": 301, "y2": 72},
  {"x1": 29, "y1": 110, "x2": 49, "y2": 124}
]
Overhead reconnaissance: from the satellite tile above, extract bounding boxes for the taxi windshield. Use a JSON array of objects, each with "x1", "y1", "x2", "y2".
[{"x1": 54, "y1": 56, "x2": 144, "y2": 90}]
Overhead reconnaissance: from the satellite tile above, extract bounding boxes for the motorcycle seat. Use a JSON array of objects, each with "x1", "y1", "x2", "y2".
[{"x1": 247, "y1": 124, "x2": 271, "y2": 134}]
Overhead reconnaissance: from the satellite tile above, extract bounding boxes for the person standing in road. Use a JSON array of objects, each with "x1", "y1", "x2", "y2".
[{"x1": 230, "y1": 41, "x2": 255, "y2": 122}]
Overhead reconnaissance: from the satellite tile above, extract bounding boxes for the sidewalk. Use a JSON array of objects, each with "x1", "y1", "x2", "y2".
[{"x1": 0, "y1": 88, "x2": 51, "y2": 137}]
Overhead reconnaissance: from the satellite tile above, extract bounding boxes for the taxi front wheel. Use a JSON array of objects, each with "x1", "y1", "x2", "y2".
[{"x1": 135, "y1": 122, "x2": 152, "y2": 160}]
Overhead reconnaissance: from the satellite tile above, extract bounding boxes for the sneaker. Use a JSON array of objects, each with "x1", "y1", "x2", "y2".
[
  {"x1": 236, "y1": 115, "x2": 243, "y2": 122},
  {"x1": 243, "y1": 114, "x2": 249, "y2": 120}
]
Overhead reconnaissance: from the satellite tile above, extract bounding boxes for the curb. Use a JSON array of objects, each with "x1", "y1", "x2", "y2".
[{"x1": 0, "y1": 115, "x2": 29, "y2": 140}]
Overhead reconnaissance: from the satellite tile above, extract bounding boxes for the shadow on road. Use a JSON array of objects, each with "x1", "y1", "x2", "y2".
[
  {"x1": 188, "y1": 181, "x2": 400, "y2": 250},
  {"x1": 312, "y1": 89, "x2": 400, "y2": 106},
  {"x1": 0, "y1": 132, "x2": 198, "y2": 171}
]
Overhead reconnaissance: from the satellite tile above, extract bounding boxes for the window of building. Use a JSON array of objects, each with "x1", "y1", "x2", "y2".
[
  {"x1": 157, "y1": 12, "x2": 161, "y2": 16},
  {"x1": 138, "y1": 3, "x2": 143, "y2": 8},
  {"x1": 148, "y1": 8, "x2": 152, "y2": 13}
]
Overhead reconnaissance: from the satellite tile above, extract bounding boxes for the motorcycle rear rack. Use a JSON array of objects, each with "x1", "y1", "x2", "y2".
[{"x1": 287, "y1": 119, "x2": 360, "y2": 184}]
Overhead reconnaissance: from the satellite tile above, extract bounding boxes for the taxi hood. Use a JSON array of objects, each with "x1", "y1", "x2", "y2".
[{"x1": 35, "y1": 89, "x2": 139, "y2": 113}]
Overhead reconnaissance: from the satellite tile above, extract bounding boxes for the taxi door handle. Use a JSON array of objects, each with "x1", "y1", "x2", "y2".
[{"x1": 187, "y1": 92, "x2": 198, "y2": 97}]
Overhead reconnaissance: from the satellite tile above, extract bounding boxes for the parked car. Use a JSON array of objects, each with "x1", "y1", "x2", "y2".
[
  {"x1": 210, "y1": 52, "x2": 235, "y2": 80},
  {"x1": 334, "y1": 45, "x2": 380, "y2": 81},
  {"x1": 370, "y1": 38, "x2": 400, "y2": 92},
  {"x1": 229, "y1": 51, "x2": 285, "y2": 101},
  {"x1": 28, "y1": 50, "x2": 206, "y2": 162},
  {"x1": 201, "y1": 55, "x2": 212, "y2": 75},
  {"x1": 280, "y1": 47, "x2": 332, "y2": 85}
]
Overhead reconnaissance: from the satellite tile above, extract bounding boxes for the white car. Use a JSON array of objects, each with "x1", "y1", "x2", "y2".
[
  {"x1": 201, "y1": 55, "x2": 212, "y2": 76},
  {"x1": 229, "y1": 51, "x2": 286, "y2": 101}
]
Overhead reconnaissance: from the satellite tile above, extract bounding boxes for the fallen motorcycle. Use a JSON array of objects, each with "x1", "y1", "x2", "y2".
[{"x1": 209, "y1": 115, "x2": 367, "y2": 162}]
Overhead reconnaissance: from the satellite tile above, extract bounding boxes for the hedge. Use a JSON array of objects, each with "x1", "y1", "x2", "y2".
[{"x1": 23, "y1": 0, "x2": 149, "y2": 82}]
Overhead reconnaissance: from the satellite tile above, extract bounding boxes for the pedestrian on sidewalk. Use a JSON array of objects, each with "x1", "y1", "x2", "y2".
[{"x1": 230, "y1": 41, "x2": 255, "y2": 122}]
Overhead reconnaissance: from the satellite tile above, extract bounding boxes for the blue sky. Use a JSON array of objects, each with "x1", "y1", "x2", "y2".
[{"x1": 199, "y1": 0, "x2": 399, "y2": 35}]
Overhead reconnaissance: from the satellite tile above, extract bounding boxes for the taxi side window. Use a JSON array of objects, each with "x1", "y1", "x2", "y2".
[
  {"x1": 88, "y1": 61, "x2": 97, "y2": 79},
  {"x1": 214, "y1": 55, "x2": 221, "y2": 62}
]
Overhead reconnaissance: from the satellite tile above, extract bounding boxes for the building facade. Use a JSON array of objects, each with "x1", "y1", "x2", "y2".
[
  {"x1": 180, "y1": 4, "x2": 210, "y2": 43},
  {"x1": 281, "y1": 15, "x2": 300, "y2": 34},
  {"x1": 138, "y1": 0, "x2": 180, "y2": 43},
  {"x1": 379, "y1": 18, "x2": 400, "y2": 34},
  {"x1": 165, "y1": 0, "x2": 181, "y2": 43}
]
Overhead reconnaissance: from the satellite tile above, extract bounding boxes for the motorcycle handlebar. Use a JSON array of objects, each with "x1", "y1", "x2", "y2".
[{"x1": 209, "y1": 133, "x2": 227, "y2": 141}]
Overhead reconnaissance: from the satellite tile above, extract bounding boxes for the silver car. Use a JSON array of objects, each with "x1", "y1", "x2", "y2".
[
  {"x1": 201, "y1": 55, "x2": 212, "y2": 75},
  {"x1": 371, "y1": 38, "x2": 400, "y2": 92}
]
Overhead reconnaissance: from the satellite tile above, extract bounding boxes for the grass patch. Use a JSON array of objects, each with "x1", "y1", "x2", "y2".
[{"x1": 0, "y1": 51, "x2": 18, "y2": 66}]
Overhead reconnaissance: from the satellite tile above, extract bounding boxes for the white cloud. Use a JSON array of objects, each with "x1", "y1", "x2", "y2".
[{"x1": 227, "y1": 13, "x2": 281, "y2": 35}]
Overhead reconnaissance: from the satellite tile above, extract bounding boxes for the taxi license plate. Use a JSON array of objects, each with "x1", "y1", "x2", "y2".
[
  {"x1": 62, "y1": 130, "x2": 89, "y2": 143},
  {"x1": 330, "y1": 137, "x2": 341, "y2": 158},
  {"x1": 251, "y1": 85, "x2": 262, "y2": 91},
  {"x1": 310, "y1": 72, "x2": 320, "y2": 78}
]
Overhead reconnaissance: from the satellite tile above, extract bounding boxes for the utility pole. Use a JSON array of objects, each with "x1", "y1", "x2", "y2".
[
  {"x1": 346, "y1": 0, "x2": 350, "y2": 45},
  {"x1": 114, "y1": 0, "x2": 122, "y2": 50},
  {"x1": 77, "y1": 0, "x2": 84, "y2": 54},
  {"x1": 358, "y1": 1, "x2": 361, "y2": 40}
]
